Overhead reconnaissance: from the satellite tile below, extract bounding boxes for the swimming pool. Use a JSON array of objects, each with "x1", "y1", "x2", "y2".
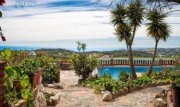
[{"x1": 98, "y1": 66, "x2": 174, "y2": 79}]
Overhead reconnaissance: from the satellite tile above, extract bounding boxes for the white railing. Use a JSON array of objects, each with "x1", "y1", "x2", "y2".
[{"x1": 98, "y1": 58, "x2": 174, "y2": 66}]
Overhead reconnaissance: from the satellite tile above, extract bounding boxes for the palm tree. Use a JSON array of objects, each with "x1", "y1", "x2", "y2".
[
  {"x1": 127, "y1": 0, "x2": 144, "y2": 79},
  {"x1": 111, "y1": 0, "x2": 144, "y2": 79},
  {"x1": 81, "y1": 43, "x2": 86, "y2": 52},
  {"x1": 146, "y1": 9, "x2": 171, "y2": 76}
]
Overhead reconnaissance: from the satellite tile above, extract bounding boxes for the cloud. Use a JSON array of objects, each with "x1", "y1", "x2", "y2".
[{"x1": 0, "y1": 0, "x2": 179, "y2": 46}]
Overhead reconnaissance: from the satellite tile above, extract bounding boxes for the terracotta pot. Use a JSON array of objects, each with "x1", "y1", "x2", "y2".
[
  {"x1": 26, "y1": 72, "x2": 34, "y2": 85},
  {"x1": 0, "y1": 87, "x2": 5, "y2": 96},
  {"x1": 0, "y1": 62, "x2": 6, "y2": 73},
  {"x1": 0, "y1": 62, "x2": 7, "y2": 107},
  {"x1": 0, "y1": 81, "x2": 5, "y2": 96},
  {"x1": 0, "y1": 79, "x2": 4, "y2": 84},
  {"x1": 13, "y1": 80, "x2": 22, "y2": 98},
  {"x1": 0, "y1": 73, "x2": 4, "y2": 79},
  {"x1": 0, "y1": 97, "x2": 8, "y2": 107},
  {"x1": 33, "y1": 72, "x2": 39, "y2": 89},
  {"x1": 0, "y1": 94, "x2": 7, "y2": 107},
  {"x1": 13, "y1": 80, "x2": 21, "y2": 91},
  {"x1": 0, "y1": 82, "x2": 4, "y2": 88},
  {"x1": 36, "y1": 70, "x2": 42, "y2": 85}
]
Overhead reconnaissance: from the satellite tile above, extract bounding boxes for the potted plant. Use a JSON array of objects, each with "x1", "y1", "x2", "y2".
[
  {"x1": 172, "y1": 78, "x2": 180, "y2": 107},
  {"x1": 0, "y1": 49, "x2": 10, "y2": 73},
  {"x1": 4, "y1": 65, "x2": 32, "y2": 107},
  {"x1": 19, "y1": 58, "x2": 40, "y2": 85},
  {"x1": 0, "y1": 49, "x2": 10, "y2": 106}
]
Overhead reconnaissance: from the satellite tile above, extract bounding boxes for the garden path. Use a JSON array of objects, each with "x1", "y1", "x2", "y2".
[{"x1": 45, "y1": 70, "x2": 169, "y2": 107}]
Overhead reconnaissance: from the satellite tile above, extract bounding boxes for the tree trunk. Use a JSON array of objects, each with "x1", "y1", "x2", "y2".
[
  {"x1": 131, "y1": 26, "x2": 137, "y2": 43},
  {"x1": 147, "y1": 39, "x2": 159, "y2": 76},
  {"x1": 128, "y1": 45, "x2": 137, "y2": 79}
]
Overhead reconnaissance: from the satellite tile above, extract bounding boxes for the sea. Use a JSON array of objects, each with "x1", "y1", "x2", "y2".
[{"x1": 0, "y1": 37, "x2": 179, "y2": 51}]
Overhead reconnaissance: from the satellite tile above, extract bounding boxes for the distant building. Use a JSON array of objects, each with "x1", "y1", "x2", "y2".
[
  {"x1": 28, "y1": 51, "x2": 36, "y2": 58},
  {"x1": 140, "y1": 49, "x2": 154, "y2": 54},
  {"x1": 100, "y1": 55, "x2": 113, "y2": 58}
]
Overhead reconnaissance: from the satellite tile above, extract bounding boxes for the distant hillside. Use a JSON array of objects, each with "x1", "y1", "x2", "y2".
[
  {"x1": 35, "y1": 48, "x2": 75, "y2": 56},
  {"x1": 87, "y1": 50, "x2": 153, "y2": 57},
  {"x1": 35, "y1": 48, "x2": 180, "y2": 57}
]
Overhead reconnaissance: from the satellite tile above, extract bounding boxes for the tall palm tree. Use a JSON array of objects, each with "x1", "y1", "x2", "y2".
[
  {"x1": 146, "y1": 9, "x2": 171, "y2": 76},
  {"x1": 127, "y1": 0, "x2": 144, "y2": 79},
  {"x1": 111, "y1": 0, "x2": 144, "y2": 79}
]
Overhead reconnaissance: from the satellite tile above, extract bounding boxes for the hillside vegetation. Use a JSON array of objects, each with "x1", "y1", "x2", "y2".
[{"x1": 35, "y1": 48, "x2": 180, "y2": 58}]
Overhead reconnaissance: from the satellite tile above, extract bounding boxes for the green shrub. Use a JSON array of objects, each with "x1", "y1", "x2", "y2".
[
  {"x1": 84, "y1": 69, "x2": 177, "y2": 96},
  {"x1": 170, "y1": 71, "x2": 180, "y2": 81},
  {"x1": 102, "y1": 73, "x2": 112, "y2": 79},
  {"x1": 71, "y1": 42, "x2": 98, "y2": 81},
  {"x1": 175, "y1": 78, "x2": 180, "y2": 87},
  {"x1": 1, "y1": 49, "x2": 33, "y2": 106},
  {"x1": 118, "y1": 71, "x2": 129, "y2": 82},
  {"x1": 19, "y1": 58, "x2": 40, "y2": 73},
  {"x1": 151, "y1": 69, "x2": 171, "y2": 80},
  {"x1": 42, "y1": 62, "x2": 59, "y2": 84},
  {"x1": 84, "y1": 76, "x2": 127, "y2": 93},
  {"x1": 19, "y1": 56, "x2": 59, "y2": 84},
  {"x1": 37, "y1": 56, "x2": 59, "y2": 84}
]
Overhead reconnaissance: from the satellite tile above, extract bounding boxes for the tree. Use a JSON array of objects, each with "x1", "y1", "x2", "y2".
[
  {"x1": 146, "y1": 9, "x2": 171, "y2": 76},
  {"x1": 111, "y1": 0, "x2": 144, "y2": 79},
  {"x1": 76, "y1": 41, "x2": 86, "y2": 52},
  {"x1": 72, "y1": 42, "x2": 98, "y2": 82}
]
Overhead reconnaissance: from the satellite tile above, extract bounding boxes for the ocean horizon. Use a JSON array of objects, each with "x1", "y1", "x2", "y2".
[{"x1": 0, "y1": 37, "x2": 179, "y2": 51}]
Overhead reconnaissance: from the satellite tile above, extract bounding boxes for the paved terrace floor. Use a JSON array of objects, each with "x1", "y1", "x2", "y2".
[{"x1": 44, "y1": 70, "x2": 169, "y2": 107}]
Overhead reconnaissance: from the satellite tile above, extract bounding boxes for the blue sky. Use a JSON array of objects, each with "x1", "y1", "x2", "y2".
[{"x1": 0, "y1": 0, "x2": 180, "y2": 48}]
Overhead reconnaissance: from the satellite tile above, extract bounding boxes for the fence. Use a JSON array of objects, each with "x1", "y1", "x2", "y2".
[{"x1": 98, "y1": 58, "x2": 174, "y2": 66}]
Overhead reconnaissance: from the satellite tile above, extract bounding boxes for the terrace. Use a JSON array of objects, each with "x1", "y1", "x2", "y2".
[{"x1": 0, "y1": 0, "x2": 180, "y2": 107}]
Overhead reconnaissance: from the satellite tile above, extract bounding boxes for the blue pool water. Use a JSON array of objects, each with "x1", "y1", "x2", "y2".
[{"x1": 98, "y1": 66, "x2": 174, "y2": 79}]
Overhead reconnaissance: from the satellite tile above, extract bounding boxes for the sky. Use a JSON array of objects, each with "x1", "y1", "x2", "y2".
[{"x1": 0, "y1": 0, "x2": 180, "y2": 49}]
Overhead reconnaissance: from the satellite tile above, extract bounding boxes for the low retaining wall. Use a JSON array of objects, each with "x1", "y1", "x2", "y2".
[{"x1": 112, "y1": 82, "x2": 170, "y2": 99}]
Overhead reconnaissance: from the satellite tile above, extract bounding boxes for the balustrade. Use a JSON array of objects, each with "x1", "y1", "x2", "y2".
[{"x1": 99, "y1": 58, "x2": 174, "y2": 66}]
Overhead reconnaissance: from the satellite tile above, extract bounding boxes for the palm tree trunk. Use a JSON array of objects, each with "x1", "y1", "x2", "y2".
[
  {"x1": 131, "y1": 26, "x2": 137, "y2": 43},
  {"x1": 128, "y1": 45, "x2": 137, "y2": 79},
  {"x1": 147, "y1": 39, "x2": 159, "y2": 76}
]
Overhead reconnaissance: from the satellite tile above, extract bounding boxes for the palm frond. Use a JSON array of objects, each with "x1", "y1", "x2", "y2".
[
  {"x1": 146, "y1": 9, "x2": 171, "y2": 41},
  {"x1": 111, "y1": 4, "x2": 127, "y2": 26},
  {"x1": 127, "y1": 0, "x2": 144, "y2": 27}
]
